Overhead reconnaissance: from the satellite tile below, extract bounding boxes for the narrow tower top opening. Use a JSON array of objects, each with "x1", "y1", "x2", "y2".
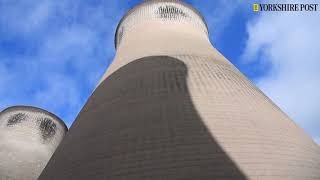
[
  {"x1": 114, "y1": 0, "x2": 208, "y2": 49},
  {"x1": 0, "y1": 105, "x2": 68, "y2": 131}
]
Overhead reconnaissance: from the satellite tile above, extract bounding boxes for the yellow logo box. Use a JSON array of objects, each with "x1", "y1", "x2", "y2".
[{"x1": 253, "y1": 3, "x2": 259, "y2": 11}]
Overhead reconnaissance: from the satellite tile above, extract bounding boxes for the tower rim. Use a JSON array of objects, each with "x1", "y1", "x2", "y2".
[
  {"x1": 114, "y1": 0, "x2": 209, "y2": 49},
  {"x1": 0, "y1": 105, "x2": 68, "y2": 131}
]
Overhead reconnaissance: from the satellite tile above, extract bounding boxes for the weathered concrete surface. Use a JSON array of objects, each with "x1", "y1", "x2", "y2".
[{"x1": 0, "y1": 106, "x2": 67, "y2": 180}]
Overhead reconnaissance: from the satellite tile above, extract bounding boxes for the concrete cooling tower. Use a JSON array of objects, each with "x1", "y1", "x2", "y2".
[
  {"x1": 0, "y1": 106, "x2": 67, "y2": 180},
  {"x1": 39, "y1": 0, "x2": 320, "y2": 179}
]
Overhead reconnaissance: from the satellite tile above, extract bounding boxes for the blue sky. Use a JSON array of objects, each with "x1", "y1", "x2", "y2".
[{"x1": 0, "y1": 0, "x2": 319, "y2": 144}]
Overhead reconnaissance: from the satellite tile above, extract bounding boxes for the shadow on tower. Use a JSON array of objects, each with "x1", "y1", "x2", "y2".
[{"x1": 39, "y1": 56, "x2": 247, "y2": 179}]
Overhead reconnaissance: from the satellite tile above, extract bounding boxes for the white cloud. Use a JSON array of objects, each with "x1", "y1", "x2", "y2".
[
  {"x1": 188, "y1": 0, "x2": 245, "y2": 39},
  {"x1": 0, "y1": 61, "x2": 11, "y2": 94},
  {"x1": 34, "y1": 73, "x2": 83, "y2": 124},
  {"x1": 0, "y1": 0, "x2": 128, "y2": 126},
  {"x1": 243, "y1": 4, "x2": 320, "y2": 144},
  {"x1": 0, "y1": 0, "x2": 52, "y2": 33}
]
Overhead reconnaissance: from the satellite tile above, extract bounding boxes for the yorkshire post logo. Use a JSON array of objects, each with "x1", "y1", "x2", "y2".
[
  {"x1": 253, "y1": 3, "x2": 259, "y2": 12},
  {"x1": 253, "y1": 3, "x2": 318, "y2": 12}
]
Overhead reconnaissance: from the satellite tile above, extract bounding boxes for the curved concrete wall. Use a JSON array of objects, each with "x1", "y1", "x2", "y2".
[
  {"x1": 0, "y1": 106, "x2": 67, "y2": 180},
  {"x1": 39, "y1": 1, "x2": 320, "y2": 179}
]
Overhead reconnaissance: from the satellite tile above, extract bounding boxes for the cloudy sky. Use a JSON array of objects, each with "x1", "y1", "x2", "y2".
[{"x1": 0, "y1": 0, "x2": 319, "y2": 144}]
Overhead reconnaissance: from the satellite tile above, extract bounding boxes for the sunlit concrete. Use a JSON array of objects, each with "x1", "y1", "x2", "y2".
[{"x1": 0, "y1": 106, "x2": 67, "y2": 180}]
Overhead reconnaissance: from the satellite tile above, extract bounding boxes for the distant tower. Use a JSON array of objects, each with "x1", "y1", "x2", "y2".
[
  {"x1": 39, "y1": 0, "x2": 320, "y2": 179},
  {"x1": 0, "y1": 106, "x2": 67, "y2": 180}
]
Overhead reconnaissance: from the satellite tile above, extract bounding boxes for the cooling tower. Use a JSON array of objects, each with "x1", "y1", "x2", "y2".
[
  {"x1": 0, "y1": 106, "x2": 67, "y2": 180},
  {"x1": 39, "y1": 0, "x2": 320, "y2": 179}
]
